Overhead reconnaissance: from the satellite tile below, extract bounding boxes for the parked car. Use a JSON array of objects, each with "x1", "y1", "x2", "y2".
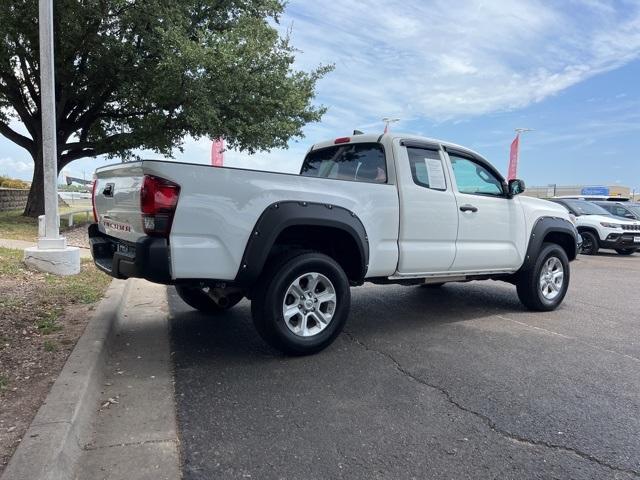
[
  {"x1": 90, "y1": 133, "x2": 579, "y2": 355},
  {"x1": 550, "y1": 199, "x2": 640, "y2": 255},
  {"x1": 594, "y1": 201, "x2": 640, "y2": 221},
  {"x1": 554, "y1": 195, "x2": 630, "y2": 202}
]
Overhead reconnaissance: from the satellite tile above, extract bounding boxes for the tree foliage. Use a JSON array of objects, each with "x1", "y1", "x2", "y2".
[{"x1": 0, "y1": 0, "x2": 331, "y2": 215}]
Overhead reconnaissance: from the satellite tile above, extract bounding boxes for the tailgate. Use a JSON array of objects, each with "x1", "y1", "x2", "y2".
[{"x1": 93, "y1": 162, "x2": 145, "y2": 243}]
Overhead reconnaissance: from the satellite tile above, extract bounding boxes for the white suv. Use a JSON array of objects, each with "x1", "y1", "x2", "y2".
[{"x1": 551, "y1": 199, "x2": 640, "y2": 255}]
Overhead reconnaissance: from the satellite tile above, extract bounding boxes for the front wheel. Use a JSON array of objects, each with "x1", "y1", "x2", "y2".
[
  {"x1": 579, "y1": 231, "x2": 599, "y2": 255},
  {"x1": 516, "y1": 243, "x2": 570, "y2": 311},
  {"x1": 251, "y1": 251, "x2": 350, "y2": 355},
  {"x1": 615, "y1": 248, "x2": 636, "y2": 255}
]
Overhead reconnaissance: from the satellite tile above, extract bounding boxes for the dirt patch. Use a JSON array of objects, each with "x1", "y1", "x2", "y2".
[
  {"x1": 64, "y1": 225, "x2": 90, "y2": 249},
  {"x1": 0, "y1": 248, "x2": 111, "y2": 473}
]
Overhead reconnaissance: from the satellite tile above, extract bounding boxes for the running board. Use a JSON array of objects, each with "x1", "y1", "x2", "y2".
[
  {"x1": 386, "y1": 269, "x2": 515, "y2": 282},
  {"x1": 423, "y1": 275, "x2": 467, "y2": 284}
]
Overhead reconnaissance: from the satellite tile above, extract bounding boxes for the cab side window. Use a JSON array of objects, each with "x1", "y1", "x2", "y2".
[
  {"x1": 407, "y1": 147, "x2": 446, "y2": 190},
  {"x1": 449, "y1": 154, "x2": 504, "y2": 196}
]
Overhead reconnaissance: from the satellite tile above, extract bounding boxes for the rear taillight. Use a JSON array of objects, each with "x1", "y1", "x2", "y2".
[
  {"x1": 91, "y1": 178, "x2": 98, "y2": 223},
  {"x1": 140, "y1": 175, "x2": 180, "y2": 237}
]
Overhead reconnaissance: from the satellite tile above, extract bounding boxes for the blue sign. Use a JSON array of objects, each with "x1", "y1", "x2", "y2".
[{"x1": 581, "y1": 186, "x2": 609, "y2": 196}]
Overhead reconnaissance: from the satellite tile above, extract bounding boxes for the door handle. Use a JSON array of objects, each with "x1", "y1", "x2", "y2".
[{"x1": 459, "y1": 204, "x2": 478, "y2": 213}]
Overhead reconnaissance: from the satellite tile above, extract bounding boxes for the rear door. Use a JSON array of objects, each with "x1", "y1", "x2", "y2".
[
  {"x1": 93, "y1": 163, "x2": 145, "y2": 243},
  {"x1": 445, "y1": 149, "x2": 526, "y2": 272},
  {"x1": 396, "y1": 140, "x2": 459, "y2": 274}
]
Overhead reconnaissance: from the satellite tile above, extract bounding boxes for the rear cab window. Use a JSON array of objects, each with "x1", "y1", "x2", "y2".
[{"x1": 300, "y1": 143, "x2": 387, "y2": 184}]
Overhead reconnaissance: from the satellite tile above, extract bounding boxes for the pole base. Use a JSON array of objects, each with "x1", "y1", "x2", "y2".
[{"x1": 24, "y1": 246, "x2": 81, "y2": 275}]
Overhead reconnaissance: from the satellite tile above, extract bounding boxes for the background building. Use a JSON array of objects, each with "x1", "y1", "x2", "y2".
[{"x1": 524, "y1": 184, "x2": 636, "y2": 200}]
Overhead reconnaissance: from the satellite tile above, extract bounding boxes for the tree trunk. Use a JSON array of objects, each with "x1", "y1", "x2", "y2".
[{"x1": 23, "y1": 150, "x2": 45, "y2": 218}]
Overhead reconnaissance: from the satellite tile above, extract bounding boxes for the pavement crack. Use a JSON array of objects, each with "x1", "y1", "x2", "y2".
[{"x1": 343, "y1": 331, "x2": 640, "y2": 478}]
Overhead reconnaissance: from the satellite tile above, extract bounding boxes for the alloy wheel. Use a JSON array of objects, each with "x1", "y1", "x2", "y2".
[
  {"x1": 282, "y1": 272, "x2": 336, "y2": 337},
  {"x1": 539, "y1": 256, "x2": 564, "y2": 301}
]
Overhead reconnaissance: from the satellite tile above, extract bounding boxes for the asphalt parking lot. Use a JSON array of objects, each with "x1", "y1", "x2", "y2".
[{"x1": 169, "y1": 253, "x2": 640, "y2": 480}]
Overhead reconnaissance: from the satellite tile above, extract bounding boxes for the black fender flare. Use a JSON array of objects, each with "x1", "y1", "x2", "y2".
[
  {"x1": 519, "y1": 216, "x2": 579, "y2": 272},
  {"x1": 234, "y1": 201, "x2": 369, "y2": 287}
]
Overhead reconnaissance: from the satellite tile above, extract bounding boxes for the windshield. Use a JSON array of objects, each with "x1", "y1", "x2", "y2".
[
  {"x1": 562, "y1": 200, "x2": 611, "y2": 216},
  {"x1": 628, "y1": 205, "x2": 640, "y2": 217}
]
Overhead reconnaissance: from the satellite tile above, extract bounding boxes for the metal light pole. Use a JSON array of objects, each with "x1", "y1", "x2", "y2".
[
  {"x1": 38, "y1": 0, "x2": 62, "y2": 248},
  {"x1": 24, "y1": 0, "x2": 80, "y2": 275}
]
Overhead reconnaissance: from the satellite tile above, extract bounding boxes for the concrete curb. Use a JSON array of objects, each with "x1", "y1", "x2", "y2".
[{"x1": 1, "y1": 279, "x2": 131, "y2": 480}]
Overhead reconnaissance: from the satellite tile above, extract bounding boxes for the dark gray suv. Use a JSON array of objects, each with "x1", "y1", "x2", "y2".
[{"x1": 594, "y1": 201, "x2": 640, "y2": 221}]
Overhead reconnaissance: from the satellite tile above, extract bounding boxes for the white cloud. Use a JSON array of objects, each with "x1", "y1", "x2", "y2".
[
  {"x1": 283, "y1": 0, "x2": 640, "y2": 121},
  {"x1": 0, "y1": 157, "x2": 33, "y2": 174}
]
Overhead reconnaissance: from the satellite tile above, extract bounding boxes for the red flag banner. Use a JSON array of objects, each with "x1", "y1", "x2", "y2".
[
  {"x1": 211, "y1": 138, "x2": 225, "y2": 167},
  {"x1": 508, "y1": 134, "x2": 519, "y2": 180}
]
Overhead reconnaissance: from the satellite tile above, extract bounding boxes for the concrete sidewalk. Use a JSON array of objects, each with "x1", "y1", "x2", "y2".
[
  {"x1": 1, "y1": 278, "x2": 179, "y2": 480},
  {"x1": 75, "y1": 280, "x2": 180, "y2": 480},
  {"x1": 0, "y1": 238, "x2": 92, "y2": 259}
]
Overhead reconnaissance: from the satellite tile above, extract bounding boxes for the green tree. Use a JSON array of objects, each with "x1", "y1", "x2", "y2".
[{"x1": 0, "y1": 0, "x2": 331, "y2": 217}]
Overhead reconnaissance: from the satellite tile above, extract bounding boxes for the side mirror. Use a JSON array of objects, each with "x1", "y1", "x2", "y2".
[{"x1": 508, "y1": 179, "x2": 525, "y2": 197}]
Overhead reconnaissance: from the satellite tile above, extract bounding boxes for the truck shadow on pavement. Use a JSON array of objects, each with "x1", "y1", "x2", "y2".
[{"x1": 168, "y1": 281, "x2": 527, "y2": 361}]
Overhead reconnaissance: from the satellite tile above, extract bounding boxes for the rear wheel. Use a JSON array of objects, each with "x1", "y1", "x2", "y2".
[
  {"x1": 579, "y1": 231, "x2": 599, "y2": 255},
  {"x1": 615, "y1": 248, "x2": 636, "y2": 255},
  {"x1": 251, "y1": 251, "x2": 350, "y2": 355},
  {"x1": 516, "y1": 243, "x2": 570, "y2": 311},
  {"x1": 175, "y1": 284, "x2": 243, "y2": 314}
]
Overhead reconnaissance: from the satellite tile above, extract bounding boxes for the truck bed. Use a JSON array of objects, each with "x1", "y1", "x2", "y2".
[{"x1": 93, "y1": 161, "x2": 400, "y2": 281}]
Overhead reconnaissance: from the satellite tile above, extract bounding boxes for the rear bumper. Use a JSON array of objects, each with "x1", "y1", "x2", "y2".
[
  {"x1": 88, "y1": 223, "x2": 172, "y2": 284},
  {"x1": 600, "y1": 232, "x2": 640, "y2": 250}
]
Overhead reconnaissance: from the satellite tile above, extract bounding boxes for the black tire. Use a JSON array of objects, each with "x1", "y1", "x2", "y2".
[
  {"x1": 579, "y1": 231, "x2": 599, "y2": 255},
  {"x1": 175, "y1": 284, "x2": 243, "y2": 314},
  {"x1": 251, "y1": 251, "x2": 350, "y2": 356},
  {"x1": 516, "y1": 243, "x2": 570, "y2": 311},
  {"x1": 615, "y1": 248, "x2": 636, "y2": 255}
]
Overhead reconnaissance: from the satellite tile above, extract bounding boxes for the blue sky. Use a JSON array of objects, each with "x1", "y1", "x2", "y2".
[{"x1": 1, "y1": 0, "x2": 639, "y2": 190}]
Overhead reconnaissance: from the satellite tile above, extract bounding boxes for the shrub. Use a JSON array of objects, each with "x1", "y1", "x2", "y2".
[{"x1": 0, "y1": 175, "x2": 30, "y2": 189}]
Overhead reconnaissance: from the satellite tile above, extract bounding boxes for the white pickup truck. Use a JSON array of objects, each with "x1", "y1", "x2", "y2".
[{"x1": 90, "y1": 133, "x2": 579, "y2": 355}]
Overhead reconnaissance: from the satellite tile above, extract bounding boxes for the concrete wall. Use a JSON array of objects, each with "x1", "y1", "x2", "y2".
[{"x1": 0, "y1": 188, "x2": 29, "y2": 212}]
